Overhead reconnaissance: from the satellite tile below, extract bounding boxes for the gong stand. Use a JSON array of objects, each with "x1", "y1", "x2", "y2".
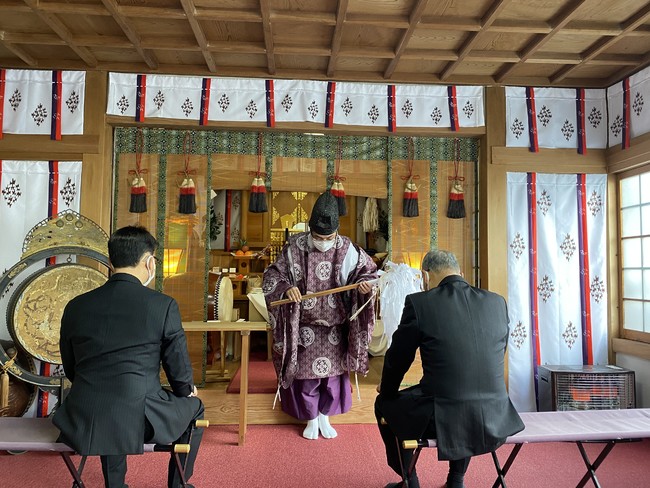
[{"x1": 0, "y1": 211, "x2": 110, "y2": 405}]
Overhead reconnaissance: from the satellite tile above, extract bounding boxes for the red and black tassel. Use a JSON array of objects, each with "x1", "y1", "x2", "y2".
[
  {"x1": 403, "y1": 177, "x2": 419, "y2": 217},
  {"x1": 129, "y1": 128, "x2": 147, "y2": 213},
  {"x1": 249, "y1": 133, "x2": 268, "y2": 213},
  {"x1": 447, "y1": 139, "x2": 466, "y2": 219},
  {"x1": 178, "y1": 131, "x2": 197, "y2": 214},
  {"x1": 402, "y1": 138, "x2": 419, "y2": 218},
  {"x1": 331, "y1": 137, "x2": 347, "y2": 216}
]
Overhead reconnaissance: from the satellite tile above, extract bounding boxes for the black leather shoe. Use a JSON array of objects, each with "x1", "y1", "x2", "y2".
[
  {"x1": 384, "y1": 474, "x2": 420, "y2": 488},
  {"x1": 446, "y1": 474, "x2": 466, "y2": 488}
]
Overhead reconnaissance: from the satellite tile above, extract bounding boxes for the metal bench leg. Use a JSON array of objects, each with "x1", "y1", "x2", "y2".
[
  {"x1": 575, "y1": 441, "x2": 615, "y2": 488},
  {"x1": 153, "y1": 444, "x2": 189, "y2": 487},
  {"x1": 395, "y1": 436, "x2": 409, "y2": 487},
  {"x1": 491, "y1": 443, "x2": 523, "y2": 488},
  {"x1": 172, "y1": 450, "x2": 188, "y2": 488},
  {"x1": 60, "y1": 452, "x2": 86, "y2": 488}
]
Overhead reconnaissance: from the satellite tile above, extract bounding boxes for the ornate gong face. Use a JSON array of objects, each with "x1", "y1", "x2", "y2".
[{"x1": 9, "y1": 264, "x2": 106, "y2": 364}]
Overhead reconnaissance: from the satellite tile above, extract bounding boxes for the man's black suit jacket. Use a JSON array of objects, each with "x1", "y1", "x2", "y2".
[
  {"x1": 378, "y1": 275, "x2": 524, "y2": 460},
  {"x1": 53, "y1": 273, "x2": 197, "y2": 456}
]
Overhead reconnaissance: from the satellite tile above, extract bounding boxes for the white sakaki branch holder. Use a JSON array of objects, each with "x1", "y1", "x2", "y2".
[{"x1": 376, "y1": 262, "x2": 423, "y2": 348}]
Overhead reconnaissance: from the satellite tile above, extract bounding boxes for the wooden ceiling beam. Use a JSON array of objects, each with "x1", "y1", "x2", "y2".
[
  {"x1": 401, "y1": 49, "x2": 458, "y2": 61},
  {"x1": 0, "y1": 0, "x2": 31, "y2": 13},
  {"x1": 272, "y1": 10, "x2": 336, "y2": 25},
  {"x1": 22, "y1": 0, "x2": 97, "y2": 67},
  {"x1": 440, "y1": 0, "x2": 513, "y2": 81},
  {"x1": 206, "y1": 41, "x2": 266, "y2": 54},
  {"x1": 119, "y1": 5, "x2": 187, "y2": 20},
  {"x1": 73, "y1": 35, "x2": 132, "y2": 48},
  {"x1": 275, "y1": 45, "x2": 331, "y2": 56},
  {"x1": 195, "y1": 8, "x2": 261, "y2": 22},
  {"x1": 344, "y1": 12, "x2": 409, "y2": 29},
  {"x1": 259, "y1": 0, "x2": 276, "y2": 75},
  {"x1": 551, "y1": 2, "x2": 650, "y2": 83},
  {"x1": 589, "y1": 53, "x2": 644, "y2": 66},
  {"x1": 326, "y1": 0, "x2": 349, "y2": 78},
  {"x1": 0, "y1": 32, "x2": 65, "y2": 45},
  {"x1": 418, "y1": 16, "x2": 480, "y2": 31},
  {"x1": 0, "y1": 34, "x2": 37, "y2": 66},
  {"x1": 38, "y1": 2, "x2": 109, "y2": 16},
  {"x1": 603, "y1": 53, "x2": 650, "y2": 86},
  {"x1": 100, "y1": 0, "x2": 158, "y2": 69},
  {"x1": 496, "y1": 0, "x2": 588, "y2": 83},
  {"x1": 180, "y1": 0, "x2": 217, "y2": 73},
  {"x1": 140, "y1": 38, "x2": 202, "y2": 51},
  {"x1": 384, "y1": 0, "x2": 430, "y2": 79},
  {"x1": 339, "y1": 46, "x2": 397, "y2": 59}
]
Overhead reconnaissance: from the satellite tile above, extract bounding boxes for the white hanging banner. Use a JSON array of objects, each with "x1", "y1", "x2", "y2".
[
  {"x1": 534, "y1": 88, "x2": 578, "y2": 149},
  {"x1": 506, "y1": 87, "x2": 607, "y2": 151},
  {"x1": 584, "y1": 89, "x2": 607, "y2": 150},
  {"x1": 506, "y1": 172, "x2": 607, "y2": 412},
  {"x1": 394, "y1": 84, "x2": 449, "y2": 128},
  {"x1": 607, "y1": 81, "x2": 624, "y2": 148},
  {"x1": 332, "y1": 82, "x2": 388, "y2": 127},
  {"x1": 629, "y1": 68, "x2": 650, "y2": 139},
  {"x1": 106, "y1": 72, "x2": 487, "y2": 130},
  {"x1": 456, "y1": 85, "x2": 485, "y2": 128},
  {"x1": 1, "y1": 69, "x2": 85, "y2": 136},
  {"x1": 144, "y1": 74, "x2": 203, "y2": 121},
  {"x1": 107, "y1": 72, "x2": 138, "y2": 117},
  {"x1": 273, "y1": 79, "x2": 327, "y2": 124},
  {"x1": 505, "y1": 87, "x2": 530, "y2": 148},
  {"x1": 209, "y1": 77, "x2": 267, "y2": 123}
]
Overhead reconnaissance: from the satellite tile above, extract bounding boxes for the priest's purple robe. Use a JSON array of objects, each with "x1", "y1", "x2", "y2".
[{"x1": 263, "y1": 232, "x2": 377, "y2": 389}]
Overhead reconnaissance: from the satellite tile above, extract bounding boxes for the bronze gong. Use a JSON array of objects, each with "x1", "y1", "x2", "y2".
[{"x1": 7, "y1": 264, "x2": 107, "y2": 364}]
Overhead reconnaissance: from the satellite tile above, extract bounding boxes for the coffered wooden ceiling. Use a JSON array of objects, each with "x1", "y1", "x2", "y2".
[{"x1": 1, "y1": 0, "x2": 649, "y2": 88}]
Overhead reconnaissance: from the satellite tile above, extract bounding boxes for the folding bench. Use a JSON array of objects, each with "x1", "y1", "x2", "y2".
[
  {"x1": 397, "y1": 408, "x2": 650, "y2": 488},
  {"x1": 0, "y1": 416, "x2": 209, "y2": 488}
]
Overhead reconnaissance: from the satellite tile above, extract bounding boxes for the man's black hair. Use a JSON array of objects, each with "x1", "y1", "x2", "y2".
[{"x1": 108, "y1": 225, "x2": 158, "y2": 268}]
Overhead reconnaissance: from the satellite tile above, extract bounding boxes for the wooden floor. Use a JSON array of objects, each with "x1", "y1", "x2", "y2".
[{"x1": 197, "y1": 352, "x2": 423, "y2": 426}]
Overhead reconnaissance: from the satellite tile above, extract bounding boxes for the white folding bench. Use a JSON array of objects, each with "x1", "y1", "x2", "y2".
[
  {"x1": 399, "y1": 408, "x2": 650, "y2": 488},
  {"x1": 0, "y1": 417, "x2": 207, "y2": 488}
]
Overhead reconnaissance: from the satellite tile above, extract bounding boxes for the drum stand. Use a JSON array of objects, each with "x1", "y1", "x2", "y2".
[{"x1": 205, "y1": 331, "x2": 235, "y2": 382}]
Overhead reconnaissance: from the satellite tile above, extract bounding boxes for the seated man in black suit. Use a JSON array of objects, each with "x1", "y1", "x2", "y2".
[
  {"x1": 53, "y1": 225, "x2": 204, "y2": 488},
  {"x1": 375, "y1": 250, "x2": 524, "y2": 488}
]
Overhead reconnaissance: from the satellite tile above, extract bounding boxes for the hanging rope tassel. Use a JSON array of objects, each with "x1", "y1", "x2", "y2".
[
  {"x1": 178, "y1": 132, "x2": 197, "y2": 214},
  {"x1": 447, "y1": 138, "x2": 466, "y2": 219},
  {"x1": 403, "y1": 178, "x2": 419, "y2": 217},
  {"x1": 129, "y1": 128, "x2": 147, "y2": 213},
  {"x1": 249, "y1": 133, "x2": 268, "y2": 213},
  {"x1": 402, "y1": 138, "x2": 419, "y2": 218},
  {"x1": 332, "y1": 137, "x2": 347, "y2": 216}
]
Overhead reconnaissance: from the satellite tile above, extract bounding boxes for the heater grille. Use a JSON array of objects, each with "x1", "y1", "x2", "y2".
[{"x1": 538, "y1": 365, "x2": 635, "y2": 411}]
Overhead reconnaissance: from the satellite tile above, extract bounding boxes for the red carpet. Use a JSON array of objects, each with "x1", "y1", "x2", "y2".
[
  {"x1": 2, "y1": 424, "x2": 650, "y2": 487},
  {"x1": 226, "y1": 360, "x2": 277, "y2": 394}
]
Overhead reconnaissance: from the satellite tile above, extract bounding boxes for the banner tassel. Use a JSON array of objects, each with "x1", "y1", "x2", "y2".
[
  {"x1": 403, "y1": 177, "x2": 419, "y2": 217},
  {"x1": 447, "y1": 139, "x2": 466, "y2": 219},
  {"x1": 178, "y1": 131, "x2": 197, "y2": 214},
  {"x1": 402, "y1": 138, "x2": 419, "y2": 218},
  {"x1": 332, "y1": 137, "x2": 347, "y2": 216},
  {"x1": 249, "y1": 133, "x2": 268, "y2": 213},
  {"x1": 129, "y1": 177, "x2": 147, "y2": 213}
]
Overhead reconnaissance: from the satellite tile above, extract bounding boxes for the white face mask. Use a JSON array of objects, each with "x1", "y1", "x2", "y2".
[
  {"x1": 143, "y1": 255, "x2": 155, "y2": 287},
  {"x1": 313, "y1": 239, "x2": 335, "y2": 253}
]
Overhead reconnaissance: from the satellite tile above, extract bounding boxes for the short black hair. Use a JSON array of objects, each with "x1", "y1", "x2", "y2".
[
  {"x1": 108, "y1": 226, "x2": 158, "y2": 268},
  {"x1": 421, "y1": 249, "x2": 460, "y2": 274}
]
